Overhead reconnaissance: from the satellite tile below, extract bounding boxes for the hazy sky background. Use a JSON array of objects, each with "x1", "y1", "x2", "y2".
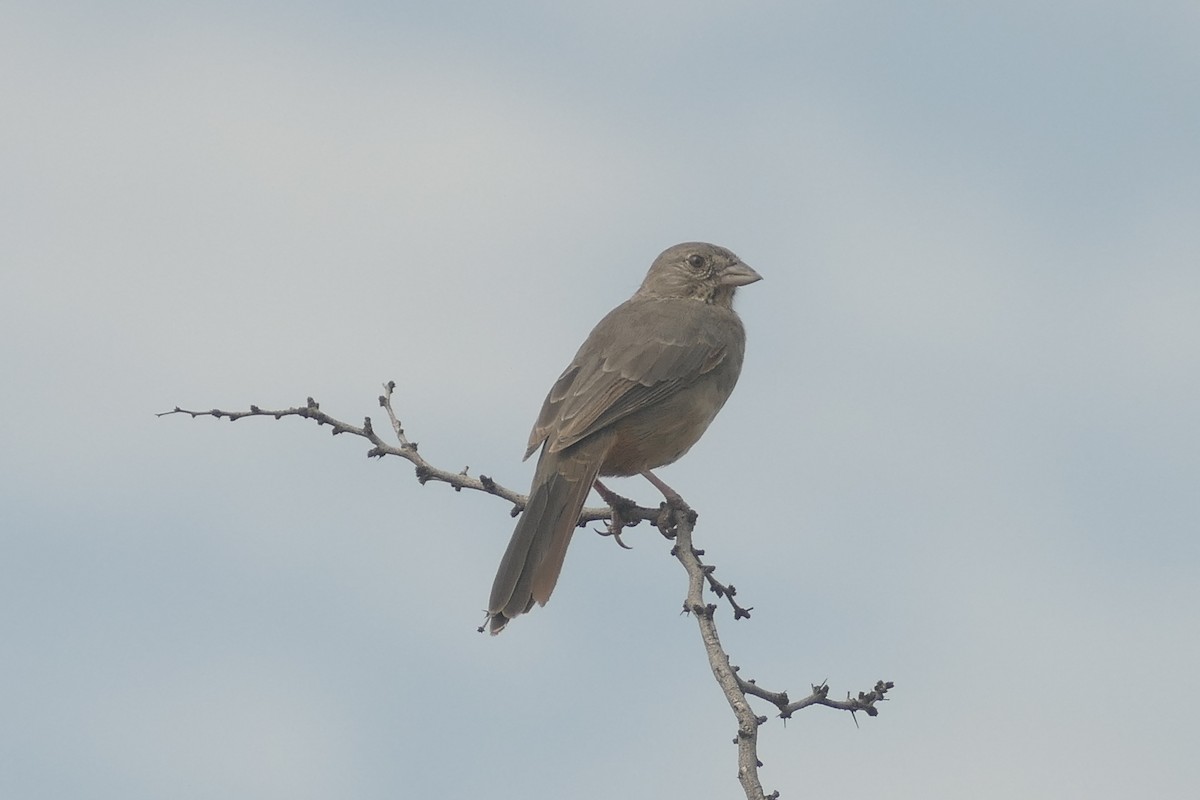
[{"x1": 3, "y1": 2, "x2": 1198, "y2": 798}]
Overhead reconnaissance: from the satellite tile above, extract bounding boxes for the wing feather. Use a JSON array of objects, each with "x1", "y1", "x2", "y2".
[{"x1": 525, "y1": 297, "x2": 734, "y2": 456}]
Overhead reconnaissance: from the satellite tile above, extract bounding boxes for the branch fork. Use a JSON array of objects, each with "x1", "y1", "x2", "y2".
[{"x1": 161, "y1": 382, "x2": 894, "y2": 800}]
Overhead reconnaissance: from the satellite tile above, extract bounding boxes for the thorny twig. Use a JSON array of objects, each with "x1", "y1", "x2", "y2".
[
  {"x1": 162, "y1": 382, "x2": 894, "y2": 800},
  {"x1": 158, "y1": 381, "x2": 662, "y2": 526}
]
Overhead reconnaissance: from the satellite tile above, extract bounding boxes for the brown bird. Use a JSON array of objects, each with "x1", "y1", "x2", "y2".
[{"x1": 487, "y1": 242, "x2": 762, "y2": 633}]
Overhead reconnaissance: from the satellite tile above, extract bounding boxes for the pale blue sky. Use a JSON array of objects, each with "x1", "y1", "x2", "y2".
[{"x1": 3, "y1": 2, "x2": 1198, "y2": 798}]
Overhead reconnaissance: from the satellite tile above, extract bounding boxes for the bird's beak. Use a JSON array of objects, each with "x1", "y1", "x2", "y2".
[{"x1": 719, "y1": 262, "x2": 763, "y2": 287}]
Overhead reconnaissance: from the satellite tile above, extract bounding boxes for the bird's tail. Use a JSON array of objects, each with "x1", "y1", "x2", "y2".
[{"x1": 487, "y1": 444, "x2": 603, "y2": 634}]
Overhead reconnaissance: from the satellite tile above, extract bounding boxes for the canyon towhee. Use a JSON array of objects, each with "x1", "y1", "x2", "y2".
[{"x1": 487, "y1": 242, "x2": 762, "y2": 633}]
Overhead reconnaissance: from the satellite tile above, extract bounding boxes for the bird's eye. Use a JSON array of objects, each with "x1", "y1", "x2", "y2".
[{"x1": 687, "y1": 254, "x2": 706, "y2": 269}]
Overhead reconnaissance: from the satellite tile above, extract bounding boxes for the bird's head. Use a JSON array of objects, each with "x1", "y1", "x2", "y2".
[{"x1": 638, "y1": 242, "x2": 762, "y2": 307}]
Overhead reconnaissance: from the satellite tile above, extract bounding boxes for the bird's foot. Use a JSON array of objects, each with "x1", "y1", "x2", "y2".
[
  {"x1": 640, "y1": 471, "x2": 696, "y2": 538},
  {"x1": 593, "y1": 479, "x2": 639, "y2": 549},
  {"x1": 653, "y1": 503, "x2": 698, "y2": 539}
]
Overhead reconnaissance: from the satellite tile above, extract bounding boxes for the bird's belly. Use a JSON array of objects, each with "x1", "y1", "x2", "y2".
[{"x1": 596, "y1": 382, "x2": 727, "y2": 477}]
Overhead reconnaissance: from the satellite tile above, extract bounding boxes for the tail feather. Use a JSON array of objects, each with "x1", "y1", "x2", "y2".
[{"x1": 487, "y1": 440, "x2": 606, "y2": 634}]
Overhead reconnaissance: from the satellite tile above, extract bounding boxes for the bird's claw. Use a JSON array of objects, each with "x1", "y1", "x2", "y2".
[
  {"x1": 608, "y1": 525, "x2": 634, "y2": 550},
  {"x1": 595, "y1": 504, "x2": 634, "y2": 549}
]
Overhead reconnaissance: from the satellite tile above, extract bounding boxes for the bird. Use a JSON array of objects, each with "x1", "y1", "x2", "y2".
[{"x1": 486, "y1": 242, "x2": 762, "y2": 634}]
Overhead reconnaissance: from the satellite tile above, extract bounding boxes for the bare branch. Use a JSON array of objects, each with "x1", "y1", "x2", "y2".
[
  {"x1": 737, "y1": 675, "x2": 895, "y2": 720},
  {"x1": 664, "y1": 507, "x2": 894, "y2": 799},
  {"x1": 669, "y1": 509, "x2": 773, "y2": 800},
  {"x1": 158, "y1": 382, "x2": 665, "y2": 527},
  {"x1": 162, "y1": 383, "x2": 894, "y2": 800}
]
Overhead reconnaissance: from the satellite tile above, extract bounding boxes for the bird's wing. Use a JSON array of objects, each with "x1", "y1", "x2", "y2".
[{"x1": 526, "y1": 298, "x2": 730, "y2": 457}]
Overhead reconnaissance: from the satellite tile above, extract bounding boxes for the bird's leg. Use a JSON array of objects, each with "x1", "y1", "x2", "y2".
[
  {"x1": 640, "y1": 470, "x2": 688, "y2": 509},
  {"x1": 640, "y1": 470, "x2": 696, "y2": 539},
  {"x1": 592, "y1": 478, "x2": 626, "y2": 507},
  {"x1": 593, "y1": 479, "x2": 637, "y2": 549}
]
